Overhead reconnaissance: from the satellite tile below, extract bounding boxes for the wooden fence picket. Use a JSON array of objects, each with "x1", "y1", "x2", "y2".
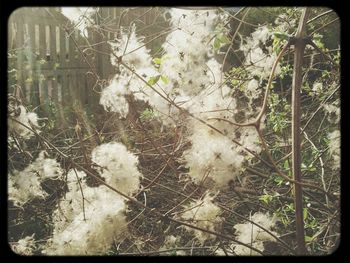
[{"x1": 8, "y1": 7, "x2": 168, "y2": 124}]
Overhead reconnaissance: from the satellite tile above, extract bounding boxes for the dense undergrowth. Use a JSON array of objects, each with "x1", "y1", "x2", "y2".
[{"x1": 8, "y1": 7, "x2": 340, "y2": 256}]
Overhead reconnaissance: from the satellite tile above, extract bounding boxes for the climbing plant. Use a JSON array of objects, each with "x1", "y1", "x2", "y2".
[{"x1": 8, "y1": 7, "x2": 340, "y2": 256}]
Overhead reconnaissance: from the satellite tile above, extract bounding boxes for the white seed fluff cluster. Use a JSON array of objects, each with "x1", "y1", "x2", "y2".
[
  {"x1": 160, "y1": 9, "x2": 223, "y2": 97},
  {"x1": 246, "y1": 79, "x2": 261, "y2": 100},
  {"x1": 91, "y1": 142, "x2": 142, "y2": 195},
  {"x1": 240, "y1": 26, "x2": 281, "y2": 79},
  {"x1": 274, "y1": 13, "x2": 297, "y2": 33},
  {"x1": 99, "y1": 78, "x2": 129, "y2": 118},
  {"x1": 61, "y1": 7, "x2": 96, "y2": 36},
  {"x1": 323, "y1": 102, "x2": 340, "y2": 124},
  {"x1": 10, "y1": 234, "x2": 36, "y2": 255},
  {"x1": 110, "y1": 24, "x2": 152, "y2": 69},
  {"x1": 233, "y1": 212, "x2": 278, "y2": 255},
  {"x1": 180, "y1": 193, "x2": 222, "y2": 244},
  {"x1": 100, "y1": 24, "x2": 170, "y2": 122},
  {"x1": 328, "y1": 130, "x2": 340, "y2": 170},
  {"x1": 40, "y1": 142, "x2": 142, "y2": 255},
  {"x1": 159, "y1": 235, "x2": 186, "y2": 255},
  {"x1": 101, "y1": 9, "x2": 263, "y2": 187},
  {"x1": 161, "y1": 9, "x2": 262, "y2": 187},
  {"x1": 8, "y1": 105, "x2": 40, "y2": 140},
  {"x1": 8, "y1": 151, "x2": 63, "y2": 207},
  {"x1": 312, "y1": 82, "x2": 323, "y2": 95},
  {"x1": 183, "y1": 122, "x2": 245, "y2": 187},
  {"x1": 44, "y1": 169, "x2": 128, "y2": 255}
]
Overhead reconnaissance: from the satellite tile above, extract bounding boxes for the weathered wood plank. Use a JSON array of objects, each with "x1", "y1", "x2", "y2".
[
  {"x1": 39, "y1": 24, "x2": 46, "y2": 61},
  {"x1": 59, "y1": 27, "x2": 66, "y2": 67},
  {"x1": 50, "y1": 24, "x2": 57, "y2": 63}
]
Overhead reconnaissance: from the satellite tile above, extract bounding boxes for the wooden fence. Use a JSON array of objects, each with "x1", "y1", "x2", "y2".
[{"x1": 8, "y1": 7, "x2": 168, "y2": 121}]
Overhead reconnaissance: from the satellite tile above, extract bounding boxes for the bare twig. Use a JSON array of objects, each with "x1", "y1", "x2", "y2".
[
  {"x1": 302, "y1": 130, "x2": 328, "y2": 207},
  {"x1": 72, "y1": 168, "x2": 86, "y2": 221},
  {"x1": 307, "y1": 10, "x2": 334, "y2": 24}
]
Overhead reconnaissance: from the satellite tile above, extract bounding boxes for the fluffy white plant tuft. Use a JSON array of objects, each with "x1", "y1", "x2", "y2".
[
  {"x1": 182, "y1": 122, "x2": 245, "y2": 187},
  {"x1": 240, "y1": 25, "x2": 281, "y2": 79},
  {"x1": 44, "y1": 169, "x2": 128, "y2": 255},
  {"x1": 312, "y1": 82, "x2": 323, "y2": 95},
  {"x1": 180, "y1": 192, "x2": 222, "y2": 244},
  {"x1": 110, "y1": 24, "x2": 152, "y2": 69},
  {"x1": 100, "y1": 24, "x2": 172, "y2": 122},
  {"x1": 323, "y1": 102, "x2": 340, "y2": 124},
  {"x1": 10, "y1": 234, "x2": 36, "y2": 255},
  {"x1": 159, "y1": 235, "x2": 186, "y2": 255},
  {"x1": 8, "y1": 151, "x2": 63, "y2": 206},
  {"x1": 328, "y1": 130, "x2": 340, "y2": 170},
  {"x1": 8, "y1": 105, "x2": 40, "y2": 140},
  {"x1": 99, "y1": 79, "x2": 129, "y2": 118},
  {"x1": 233, "y1": 212, "x2": 278, "y2": 255},
  {"x1": 91, "y1": 142, "x2": 142, "y2": 195},
  {"x1": 42, "y1": 141, "x2": 142, "y2": 255},
  {"x1": 161, "y1": 9, "x2": 261, "y2": 187},
  {"x1": 61, "y1": 7, "x2": 96, "y2": 36}
]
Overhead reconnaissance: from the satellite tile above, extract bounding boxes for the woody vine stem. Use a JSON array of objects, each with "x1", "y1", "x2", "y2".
[{"x1": 291, "y1": 7, "x2": 310, "y2": 255}]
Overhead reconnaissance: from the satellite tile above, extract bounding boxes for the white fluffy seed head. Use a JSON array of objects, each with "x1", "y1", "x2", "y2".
[
  {"x1": 8, "y1": 105, "x2": 40, "y2": 140},
  {"x1": 240, "y1": 26, "x2": 280, "y2": 78},
  {"x1": 91, "y1": 142, "x2": 142, "y2": 195},
  {"x1": 99, "y1": 79, "x2": 129, "y2": 118},
  {"x1": 45, "y1": 185, "x2": 127, "y2": 255},
  {"x1": 182, "y1": 122, "x2": 245, "y2": 187},
  {"x1": 159, "y1": 235, "x2": 186, "y2": 255},
  {"x1": 233, "y1": 212, "x2": 279, "y2": 255},
  {"x1": 323, "y1": 103, "x2": 340, "y2": 124},
  {"x1": 10, "y1": 234, "x2": 36, "y2": 255},
  {"x1": 180, "y1": 192, "x2": 222, "y2": 244},
  {"x1": 8, "y1": 151, "x2": 63, "y2": 207},
  {"x1": 328, "y1": 130, "x2": 340, "y2": 170},
  {"x1": 110, "y1": 24, "x2": 151, "y2": 69}
]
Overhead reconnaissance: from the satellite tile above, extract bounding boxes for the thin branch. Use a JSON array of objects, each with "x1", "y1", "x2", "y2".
[
  {"x1": 310, "y1": 17, "x2": 339, "y2": 36},
  {"x1": 301, "y1": 86, "x2": 339, "y2": 133},
  {"x1": 306, "y1": 39, "x2": 338, "y2": 66},
  {"x1": 302, "y1": 130, "x2": 328, "y2": 207},
  {"x1": 72, "y1": 168, "x2": 86, "y2": 221},
  {"x1": 307, "y1": 10, "x2": 334, "y2": 24}
]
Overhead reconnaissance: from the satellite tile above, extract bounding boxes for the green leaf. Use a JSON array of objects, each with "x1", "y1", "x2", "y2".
[
  {"x1": 213, "y1": 38, "x2": 221, "y2": 50},
  {"x1": 308, "y1": 166, "x2": 316, "y2": 172},
  {"x1": 259, "y1": 194, "x2": 272, "y2": 204},
  {"x1": 285, "y1": 203, "x2": 294, "y2": 211},
  {"x1": 305, "y1": 235, "x2": 314, "y2": 242},
  {"x1": 310, "y1": 218, "x2": 317, "y2": 228},
  {"x1": 273, "y1": 32, "x2": 290, "y2": 41},
  {"x1": 160, "y1": 75, "x2": 169, "y2": 85},
  {"x1": 39, "y1": 59, "x2": 46, "y2": 65},
  {"x1": 274, "y1": 175, "x2": 284, "y2": 186},
  {"x1": 303, "y1": 208, "x2": 308, "y2": 221},
  {"x1": 217, "y1": 34, "x2": 231, "y2": 44},
  {"x1": 148, "y1": 75, "x2": 161, "y2": 85},
  {"x1": 152, "y1": 57, "x2": 162, "y2": 65},
  {"x1": 140, "y1": 108, "x2": 155, "y2": 121}
]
